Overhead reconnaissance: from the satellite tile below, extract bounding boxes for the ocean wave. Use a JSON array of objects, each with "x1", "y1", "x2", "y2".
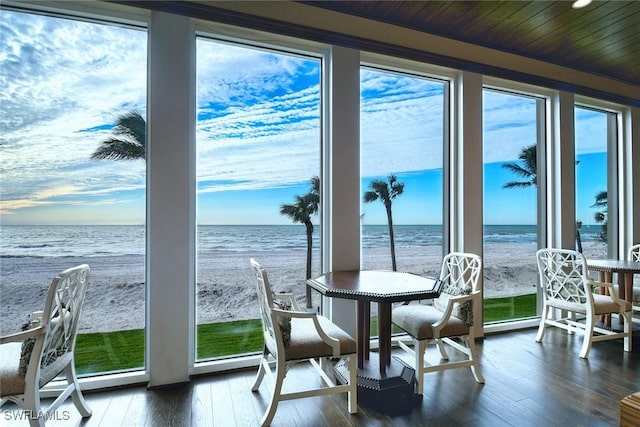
[
  {"x1": 0, "y1": 254, "x2": 45, "y2": 259},
  {"x1": 2, "y1": 224, "x2": 606, "y2": 258}
]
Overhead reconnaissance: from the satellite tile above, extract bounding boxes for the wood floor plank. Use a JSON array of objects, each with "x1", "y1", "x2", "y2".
[
  {"x1": 190, "y1": 380, "x2": 214, "y2": 427},
  {"x1": 144, "y1": 382, "x2": 192, "y2": 426},
  {"x1": 208, "y1": 372, "x2": 239, "y2": 427},
  {"x1": 228, "y1": 370, "x2": 261, "y2": 427},
  {"x1": 123, "y1": 388, "x2": 155, "y2": 427}
]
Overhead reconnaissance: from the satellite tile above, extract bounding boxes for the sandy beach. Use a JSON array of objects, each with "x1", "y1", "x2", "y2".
[{"x1": 0, "y1": 241, "x2": 607, "y2": 334}]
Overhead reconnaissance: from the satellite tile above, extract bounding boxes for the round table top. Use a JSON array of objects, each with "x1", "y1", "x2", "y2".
[{"x1": 586, "y1": 259, "x2": 640, "y2": 273}]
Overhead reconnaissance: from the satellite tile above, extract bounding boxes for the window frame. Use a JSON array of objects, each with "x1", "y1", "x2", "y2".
[{"x1": 191, "y1": 21, "x2": 329, "y2": 375}]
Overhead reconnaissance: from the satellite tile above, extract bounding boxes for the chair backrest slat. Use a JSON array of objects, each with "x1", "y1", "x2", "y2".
[
  {"x1": 39, "y1": 265, "x2": 90, "y2": 371},
  {"x1": 250, "y1": 259, "x2": 278, "y2": 352},
  {"x1": 536, "y1": 249, "x2": 588, "y2": 304},
  {"x1": 433, "y1": 253, "x2": 481, "y2": 325},
  {"x1": 439, "y1": 252, "x2": 482, "y2": 293}
]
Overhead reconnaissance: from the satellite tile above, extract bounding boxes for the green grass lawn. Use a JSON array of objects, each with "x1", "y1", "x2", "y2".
[
  {"x1": 484, "y1": 293, "x2": 537, "y2": 322},
  {"x1": 74, "y1": 294, "x2": 537, "y2": 375}
]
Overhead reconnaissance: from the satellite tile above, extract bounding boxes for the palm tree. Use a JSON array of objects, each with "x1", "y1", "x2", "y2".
[
  {"x1": 280, "y1": 176, "x2": 320, "y2": 308},
  {"x1": 363, "y1": 174, "x2": 405, "y2": 271},
  {"x1": 91, "y1": 111, "x2": 146, "y2": 160},
  {"x1": 502, "y1": 143, "x2": 599, "y2": 250},
  {"x1": 591, "y1": 190, "x2": 608, "y2": 240},
  {"x1": 502, "y1": 144, "x2": 537, "y2": 189}
]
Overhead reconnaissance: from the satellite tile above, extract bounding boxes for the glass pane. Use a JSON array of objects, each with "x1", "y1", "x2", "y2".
[
  {"x1": 1, "y1": 11, "x2": 147, "y2": 374},
  {"x1": 360, "y1": 68, "x2": 445, "y2": 276},
  {"x1": 359, "y1": 68, "x2": 445, "y2": 336},
  {"x1": 195, "y1": 38, "x2": 321, "y2": 361},
  {"x1": 575, "y1": 107, "x2": 610, "y2": 260},
  {"x1": 483, "y1": 90, "x2": 539, "y2": 323}
]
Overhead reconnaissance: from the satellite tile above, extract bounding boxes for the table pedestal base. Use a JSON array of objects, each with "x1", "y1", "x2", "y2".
[{"x1": 335, "y1": 353, "x2": 420, "y2": 414}]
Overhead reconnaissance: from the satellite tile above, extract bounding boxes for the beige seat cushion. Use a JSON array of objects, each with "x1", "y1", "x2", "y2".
[
  {"x1": 392, "y1": 304, "x2": 469, "y2": 340},
  {"x1": 0, "y1": 342, "x2": 26, "y2": 396},
  {"x1": 592, "y1": 293, "x2": 632, "y2": 314},
  {"x1": 284, "y1": 316, "x2": 356, "y2": 361},
  {"x1": 547, "y1": 293, "x2": 631, "y2": 315},
  {"x1": 547, "y1": 297, "x2": 587, "y2": 313}
]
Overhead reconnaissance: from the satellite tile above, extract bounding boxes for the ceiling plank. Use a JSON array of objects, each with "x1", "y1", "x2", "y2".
[{"x1": 302, "y1": 0, "x2": 640, "y2": 86}]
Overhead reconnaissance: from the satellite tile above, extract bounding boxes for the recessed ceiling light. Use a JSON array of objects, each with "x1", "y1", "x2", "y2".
[{"x1": 572, "y1": 0, "x2": 592, "y2": 9}]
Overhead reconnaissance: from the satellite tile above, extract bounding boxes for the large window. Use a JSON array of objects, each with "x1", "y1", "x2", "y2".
[
  {"x1": 0, "y1": 10, "x2": 147, "y2": 374},
  {"x1": 359, "y1": 67, "x2": 445, "y2": 277},
  {"x1": 195, "y1": 38, "x2": 322, "y2": 361},
  {"x1": 482, "y1": 89, "x2": 541, "y2": 323},
  {"x1": 575, "y1": 106, "x2": 613, "y2": 259}
]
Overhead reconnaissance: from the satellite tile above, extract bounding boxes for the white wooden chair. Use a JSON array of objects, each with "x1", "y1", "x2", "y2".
[
  {"x1": 391, "y1": 252, "x2": 484, "y2": 395},
  {"x1": 0, "y1": 265, "x2": 92, "y2": 426},
  {"x1": 535, "y1": 249, "x2": 632, "y2": 358},
  {"x1": 627, "y1": 244, "x2": 640, "y2": 316},
  {"x1": 249, "y1": 259, "x2": 357, "y2": 426}
]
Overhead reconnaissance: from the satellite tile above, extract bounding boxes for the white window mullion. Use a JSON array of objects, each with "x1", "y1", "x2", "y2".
[
  {"x1": 548, "y1": 91, "x2": 576, "y2": 249},
  {"x1": 453, "y1": 71, "x2": 483, "y2": 337},
  {"x1": 324, "y1": 45, "x2": 360, "y2": 337},
  {"x1": 146, "y1": 11, "x2": 196, "y2": 387}
]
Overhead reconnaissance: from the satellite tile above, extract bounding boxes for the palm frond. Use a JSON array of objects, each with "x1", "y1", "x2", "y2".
[
  {"x1": 90, "y1": 138, "x2": 145, "y2": 160},
  {"x1": 502, "y1": 144, "x2": 537, "y2": 189},
  {"x1": 591, "y1": 190, "x2": 607, "y2": 208},
  {"x1": 92, "y1": 110, "x2": 146, "y2": 161},
  {"x1": 502, "y1": 181, "x2": 534, "y2": 189},
  {"x1": 280, "y1": 176, "x2": 321, "y2": 224},
  {"x1": 363, "y1": 191, "x2": 379, "y2": 203}
]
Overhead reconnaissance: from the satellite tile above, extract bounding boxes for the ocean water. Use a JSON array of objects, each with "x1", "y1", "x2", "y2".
[{"x1": 0, "y1": 224, "x2": 605, "y2": 259}]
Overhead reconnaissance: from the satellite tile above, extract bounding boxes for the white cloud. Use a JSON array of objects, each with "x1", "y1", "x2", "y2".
[{"x1": 0, "y1": 10, "x2": 608, "y2": 225}]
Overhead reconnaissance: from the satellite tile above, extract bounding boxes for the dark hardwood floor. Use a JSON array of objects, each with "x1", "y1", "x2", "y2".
[{"x1": 3, "y1": 327, "x2": 639, "y2": 426}]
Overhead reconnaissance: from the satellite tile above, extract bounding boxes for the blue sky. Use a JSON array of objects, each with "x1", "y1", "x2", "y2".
[{"x1": 0, "y1": 10, "x2": 608, "y2": 226}]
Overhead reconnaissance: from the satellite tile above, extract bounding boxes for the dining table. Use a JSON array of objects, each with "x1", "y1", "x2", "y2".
[
  {"x1": 586, "y1": 259, "x2": 640, "y2": 332},
  {"x1": 307, "y1": 270, "x2": 441, "y2": 411}
]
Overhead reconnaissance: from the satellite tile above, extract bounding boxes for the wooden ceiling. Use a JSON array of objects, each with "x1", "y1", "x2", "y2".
[{"x1": 302, "y1": 1, "x2": 640, "y2": 86}]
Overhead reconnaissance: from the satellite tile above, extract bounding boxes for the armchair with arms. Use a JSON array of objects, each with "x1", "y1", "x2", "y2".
[
  {"x1": 249, "y1": 259, "x2": 357, "y2": 426},
  {"x1": 0, "y1": 264, "x2": 92, "y2": 426},
  {"x1": 535, "y1": 248, "x2": 631, "y2": 358},
  {"x1": 391, "y1": 252, "x2": 485, "y2": 395}
]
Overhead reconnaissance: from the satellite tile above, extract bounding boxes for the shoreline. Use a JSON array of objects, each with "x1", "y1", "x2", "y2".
[{"x1": 0, "y1": 242, "x2": 607, "y2": 334}]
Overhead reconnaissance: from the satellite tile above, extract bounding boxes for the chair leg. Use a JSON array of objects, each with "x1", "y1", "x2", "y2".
[
  {"x1": 579, "y1": 315, "x2": 595, "y2": 359},
  {"x1": 623, "y1": 311, "x2": 632, "y2": 352},
  {"x1": 466, "y1": 336, "x2": 485, "y2": 384},
  {"x1": 251, "y1": 348, "x2": 269, "y2": 392},
  {"x1": 347, "y1": 354, "x2": 357, "y2": 414},
  {"x1": 535, "y1": 305, "x2": 549, "y2": 342},
  {"x1": 414, "y1": 339, "x2": 426, "y2": 395},
  {"x1": 435, "y1": 338, "x2": 449, "y2": 360},
  {"x1": 22, "y1": 385, "x2": 44, "y2": 427},
  {"x1": 260, "y1": 360, "x2": 285, "y2": 427},
  {"x1": 66, "y1": 362, "x2": 92, "y2": 417}
]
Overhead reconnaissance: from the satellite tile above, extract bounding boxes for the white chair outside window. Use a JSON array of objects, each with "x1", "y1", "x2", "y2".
[
  {"x1": 249, "y1": 259, "x2": 357, "y2": 426},
  {"x1": 0, "y1": 264, "x2": 92, "y2": 426},
  {"x1": 535, "y1": 248, "x2": 632, "y2": 358},
  {"x1": 391, "y1": 252, "x2": 485, "y2": 395}
]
